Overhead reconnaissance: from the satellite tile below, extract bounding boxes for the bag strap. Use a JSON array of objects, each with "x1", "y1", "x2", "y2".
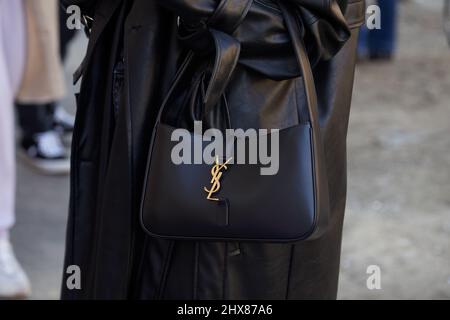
[
  {"x1": 278, "y1": 1, "x2": 330, "y2": 239},
  {"x1": 277, "y1": 2, "x2": 319, "y2": 132},
  {"x1": 155, "y1": 0, "x2": 253, "y2": 123}
]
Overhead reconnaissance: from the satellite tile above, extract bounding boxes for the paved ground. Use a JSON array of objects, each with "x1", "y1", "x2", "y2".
[
  {"x1": 10, "y1": 0, "x2": 450, "y2": 300},
  {"x1": 11, "y1": 34, "x2": 86, "y2": 300},
  {"x1": 339, "y1": 0, "x2": 450, "y2": 299}
]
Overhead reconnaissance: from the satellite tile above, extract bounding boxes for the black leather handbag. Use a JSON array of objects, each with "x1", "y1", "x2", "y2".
[{"x1": 140, "y1": 0, "x2": 330, "y2": 242}]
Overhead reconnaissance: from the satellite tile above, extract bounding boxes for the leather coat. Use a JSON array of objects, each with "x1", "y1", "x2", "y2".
[{"x1": 61, "y1": 0, "x2": 365, "y2": 299}]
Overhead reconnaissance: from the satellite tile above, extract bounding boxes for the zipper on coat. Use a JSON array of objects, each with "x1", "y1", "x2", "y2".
[{"x1": 112, "y1": 57, "x2": 125, "y2": 121}]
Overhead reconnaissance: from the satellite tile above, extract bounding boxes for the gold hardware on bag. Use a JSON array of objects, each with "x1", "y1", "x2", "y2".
[{"x1": 204, "y1": 156, "x2": 233, "y2": 201}]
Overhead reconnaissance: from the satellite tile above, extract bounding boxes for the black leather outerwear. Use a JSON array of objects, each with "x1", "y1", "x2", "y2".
[{"x1": 61, "y1": 0, "x2": 364, "y2": 300}]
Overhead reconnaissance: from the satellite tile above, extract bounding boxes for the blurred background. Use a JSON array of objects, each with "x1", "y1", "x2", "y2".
[{"x1": 5, "y1": 0, "x2": 450, "y2": 299}]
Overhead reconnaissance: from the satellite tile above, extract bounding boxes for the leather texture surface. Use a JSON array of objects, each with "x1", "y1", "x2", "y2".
[
  {"x1": 142, "y1": 123, "x2": 316, "y2": 241},
  {"x1": 61, "y1": 0, "x2": 364, "y2": 300},
  {"x1": 141, "y1": 1, "x2": 330, "y2": 242}
]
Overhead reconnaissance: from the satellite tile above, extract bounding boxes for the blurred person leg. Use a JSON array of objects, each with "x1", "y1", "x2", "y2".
[
  {"x1": 0, "y1": 0, "x2": 31, "y2": 299},
  {"x1": 358, "y1": 0, "x2": 398, "y2": 60},
  {"x1": 17, "y1": 103, "x2": 56, "y2": 140},
  {"x1": 16, "y1": 5, "x2": 77, "y2": 169},
  {"x1": 357, "y1": 24, "x2": 370, "y2": 58},
  {"x1": 16, "y1": 0, "x2": 70, "y2": 175},
  {"x1": 16, "y1": 102, "x2": 70, "y2": 175},
  {"x1": 368, "y1": 0, "x2": 398, "y2": 59},
  {"x1": 22, "y1": 3, "x2": 79, "y2": 147}
]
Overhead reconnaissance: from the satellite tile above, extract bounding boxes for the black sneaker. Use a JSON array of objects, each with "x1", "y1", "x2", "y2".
[{"x1": 18, "y1": 131, "x2": 70, "y2": 175}]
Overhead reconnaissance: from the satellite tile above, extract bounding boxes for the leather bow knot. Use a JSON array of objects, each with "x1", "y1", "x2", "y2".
[{"x1": 177, "y1": 0, "x2": 254, "y2": 113}]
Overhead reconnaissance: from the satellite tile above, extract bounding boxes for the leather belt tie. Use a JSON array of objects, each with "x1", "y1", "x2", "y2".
[{"x1": 177, "y1": 0, "x2": 254, "y2": 114}]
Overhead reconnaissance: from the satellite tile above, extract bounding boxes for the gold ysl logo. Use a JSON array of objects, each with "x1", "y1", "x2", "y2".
[{"x1": 204, "y1": 156, "x2": 233, "y2": 201}]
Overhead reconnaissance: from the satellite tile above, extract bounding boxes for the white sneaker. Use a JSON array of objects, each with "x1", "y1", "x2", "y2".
[{"x1": 0, "y1": 238, "x2": 31, "y2": 299}]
